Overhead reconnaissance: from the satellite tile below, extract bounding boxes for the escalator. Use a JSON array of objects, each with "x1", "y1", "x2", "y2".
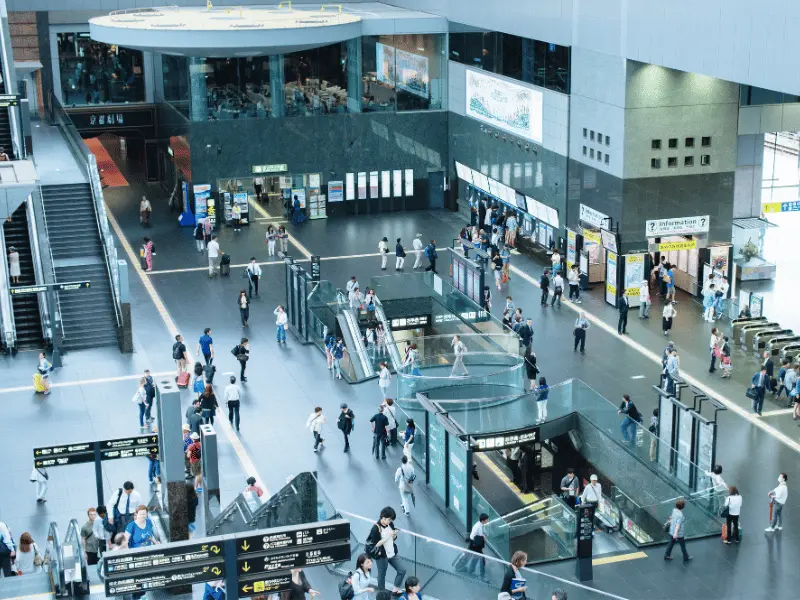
[
  {"x1": 3, "y1": 201, "x2": 44, "y2": 350},
  {"x1": 374, "y1": 299, "x2": 403, "y2": 370},
  {"x1": 337, "y1": 308, "x2": 374, "y2": 380}
]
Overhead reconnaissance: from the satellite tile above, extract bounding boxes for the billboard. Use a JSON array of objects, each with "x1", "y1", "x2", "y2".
[
  {"x1": 466, "y1": 69, "x2": 543, "y2": 143},
  {"x1": 375, "y1": 43, "x2": 430, "y2": 98}
]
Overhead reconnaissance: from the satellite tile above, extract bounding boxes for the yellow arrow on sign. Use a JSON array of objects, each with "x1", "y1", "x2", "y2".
[
  {"x1": 211, "y1": 567, "x2": 221, "y2": 576},
  {"x1": 241, "y1": 540, "x2": 250, "y2": 552},
  {"x1": 210, "y1": 545, "x2": 220, "y2": 554},
  {"x1": 241, "y1": 562, "x2": 251, "y2": 573},
  {"x1": 242, "y1": 586, "x2": 252, "y2": 593}
]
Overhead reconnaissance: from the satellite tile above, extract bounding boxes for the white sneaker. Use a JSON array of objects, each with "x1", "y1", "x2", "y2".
[
  {"x1": 775, "y1": 526, "x2": 783, "y2": 530},
  {"x1": 765, "y1": 527, "x2": 774, "y2": 532}
]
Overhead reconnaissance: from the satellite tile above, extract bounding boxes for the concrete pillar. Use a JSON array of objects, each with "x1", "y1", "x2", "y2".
[
  {"x1": 188, "y1": 57, "x2": 208, "y2": 122},
  {"x1": 346, "y1": 38, "x2": 363, "y2": 113},
  {"x1": 269, "y1": 55, "x2": 285, "y2": 118},
  {"x1": 734, "y1": 134, "x2": 765, "y2": 218},
  {"x1": 155, "y1": 380, "x2": 189, "y2": 543}
]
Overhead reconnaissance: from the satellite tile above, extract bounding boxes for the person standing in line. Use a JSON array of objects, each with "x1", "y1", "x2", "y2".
[
  {"x1": 138, "y1": 240, "x2": 153, "y2": 272},
  {"x1": 332, "y1": 337, "x2": 346, "y2": 379},
  {"x1": 618, "y1": 394, "x2": 641, "y2": 443},
  {"x1": 450, "y1": 335, "x2": 469, "y2": 376},
  {"x1": 412, "y1": 233, "x2": 424, "y2": 269},
  {"x1": 379, "y1": 362, "x2": 392, "y2": 400},
  {"x1": 708, "y1": 328, "x2": 723, "y2": 373},
  {"x1": 277, "y1": 225, "x2": 289, "y2": 254},
  {"x1": 664, "y1": 263, "x2": 676, "y2": 302},
  {"x1": 384, "y1": 398, "x2": 398, "y2": 446},
  {"x1": 395, "y1": 238, "x2": 406, "y2": 270},
  {"x1": 524, "y1": 350, "x2": 538, "y2": 391},
  {"x1": 539, "y1": 270, "x2": 550, "y2": 306},
  {"x1": 246, "y1": 258, "x2": 261, "y2": 298},
  {"x1": 702, "y1": 283, "x2": 716, "y2": 322},
  {"x1": 7, "y1": 246, "x2": 20, "y2": 284},
  {"x1": 662, "y1": 301, "x2": 677, "y2": 336},
  {"x1": 237, "y1": 290, "x2": 249, "y2": 327},
  {"x1": 403, "y1": 418, "x2": 416, "y2": 461},
  {"x1": 224, "y1": 376, "x2": 241, "y2": 432},
  {"x1": 505, "y1": 212, "x2": 518, "y2": 247},
  {"x1": 722, "y1": 486, "x2": 742, "y2": 544},
  {"x1": 379, "y1": 236, "x2": 390, "y2": 270},
  {"x1": 133, "y1": 377, "x2": 149, "y2": 430},
  {"x1": 663, "y1": 499, "x2": 691, "y2": 562},
  {"x1": 207, "y1": 235, "x2": 222, "y2": 278},
  {"x1": 191, "y1": 364, "x2": 205, "y2": 399},
  {"x1": 648, "y1": 408, "x2": 659, "y2": 461},
  {"x1": 173, "y1": 334, "x2": 189, "y2": 377},
  {"x1": 535, "y1": 376, "x2": 549, "y2": 423},
  {"x1": 338, "y1": 403, "x2": 355, "y2": 452},
  {"x1": 367, "y1": 507, "x2": 407, "y2": 595},
  {"x1": 186, "y1": 433, "x2": 202, "y2": 491},
  {"x1": 656, "y1": 256, "x2": 667, "y2": 297},
  {"x1": 765, "y1": 472, "x2": 788, "y2": 532},
  {"x1": 550, "y1": 271, "x2": 564, "y2": 307},
  {"x1": 306, "y1": 406, "x2": 326, "y2": 452},
  {"x1": 370, "y1": 405, "x2": 390, "y2": 460},
  {"x1": 394, "y1": 456, "x2": 416, "y2": 516},
  {"x1": 424, "y1": 239, "x2": 438, "y2": 273},
  {"x1": 518, "y1": 318, "x2": 534, "y2": 355},
  {"x1": 638, "y1": 280, "x2": 650, "y2": 318},
  {"x1": 0, "y1": 519, "x2": 16, "y2": 577},
  {"x1": 762, "y1": 350, "x2": 775, "y2": 381},
  {"x1": 274, "y1": 305, "x2": 288, "y2": 344},
  {"x1": 126, "y1": 506, "x2": 160, "y2": 548},
  {"x1": 780, "y1": 362, "x2": 797, "y2": 408},
  {"x1": 567, "y1": 264, "x2": 581, "y2": 303},
  {"x1": 376, "y1": 323, "x2": 388, "y2": 357},
  {"x1": 715, "y1": 276, "x2": 729, "y2": 318},
  {"x1": 231, "y1": 202, "x2": 242, "y2": 233},
  {"x1": 140, "y1": 196, "x2": 152, "y2": 226},
  {"x1": 266, "y1": 225, "x2": 277, "y2": 257},
  {"x1": 750, "y1": 365, "x2": 771, "y2": 415},
  {"x1": 560, "y1": 468, "x2": 579, "y2": 508},
  {"x1": 198, "y1": 328, "x2": 214, "y2": 365},
  {"x1": 500, "y1": 551, "x2": 528, "y2": 600},
  {"x1": 194, "y1": 219, "x2": 206, "y2": 253},
  {"x1": 108, "y1": 481, "x2": 142, "y2": 533},
  {"x1": 31, "y1": 465, "x2": 48, "y2": 503},
  {"x1": 199, "y1": 384, "x2": 218, "y2": 425},
  {"x1": 234, "y1": 338, "x2": 249, "y2": 382},
  {"x1": 573, "y1": 312, "x2": 589, "y2": 353},
  {"x1": 617, "y1": 294, "x2": 630, "y2": 335}
]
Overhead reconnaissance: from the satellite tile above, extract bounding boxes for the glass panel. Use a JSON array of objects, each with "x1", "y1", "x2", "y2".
[
  {"x1": 499, "y1": 33, "x2": 523, "y2": 81},
  {"x1": 284, "y1": 42, "x2": 348, "y2": 117},
  {"x1": 464, "y1": 31, "x2": 485, "y2": 68},
  {"x1": 56, "y1": 32, "x2": 145, "y2": 105},
  {"x1": 480, "y1": 32, "x2": 498, "y2": 73},
  {"x1": 532, "y1": 40, "x2": 547, "y2": 87},
  {"x1": 204, "y1": 57, "x2": 271, "y2": 120},
  {"x1": 546, "y1": 44, "x2": 570, "y2": 93},
  {"x1": 362, "y1": 35, "x2": 397, "y2": 111},
  {"x1": 161, "y1": 55, "x2": 189, "y2": 118},
  {"x1": 449, "y1": 31, "x2": 466, "y2": 63},
  {"x1": 393, "y1": 34, "x2": 446, "y2": 111}
]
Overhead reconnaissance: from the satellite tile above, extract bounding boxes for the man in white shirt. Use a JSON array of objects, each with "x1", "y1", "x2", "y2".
[
  {"x1": 766, "y1": 472, "x2": 789, "y2": 532},
  {"x1": 639, "y1": 280, "x2": 650, "y2": 319},
  {"x1": 246, "y1": 257, "x2": 262, "y2": 297},
  {"x1": 394, "y1": 455, "x2": 416, "y2": 515},
  {"x1": 0, "y1": 520, "x2": 15, "y2": 576},
  {"x1": 461, "y1": 513, "x2": 489, "y2": 578},
  {"x1": 207, "y1": 235, "x2": 222, "y2": 278},
  {"x1": 412, "y1": 233, "x2": 424, "y2": 269},
  {"x1": 109, "y1": 482, "x2": 141, "y2": 531},
  {"x1": 224, "y1": 375, "x2": 242, "y2": 431},
  {"x1": 715, "y1": 276, "x2": 729, "y2": 319},
  {"x1": 451, "y1": 335, "x2": 469, "y2": 376},
  {"x1": 580, "y1": 474, "x2": 602, "y2": 505},
  {"x1": 345, "y1": 276, "x2": 358, "y2": 295}
]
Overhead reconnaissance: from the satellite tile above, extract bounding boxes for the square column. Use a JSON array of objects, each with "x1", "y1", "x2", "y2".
[
  {"x1": 189, "y1": 57, "x2": 208, "y2": 122},
  {"x1": 269, "y1": 55, "x2": 285, "y2": 119},
  {"x1": 346, "y1": 38, "x2": 362, "y2": 113}
]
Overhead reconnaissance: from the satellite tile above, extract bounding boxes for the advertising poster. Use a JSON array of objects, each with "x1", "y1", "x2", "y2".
[
  {"x1": 381, "y1": 170, "x2": 391, "y2": 198},
  {"x1": 695, "y1": 418, "x2": 715, "y2": 493},
  {"x1": 279, "y1": 175, "x2": 292, "y2": 189},
  {"x1": 369, "y1": 171, "x2": 379, "y2": 199},
  {"x1": 657, "y1": 396, "x2": 674, "y2": 471},
  {"x1": 375, "y1": 43, "x2": 430, "y2": 98},
  {"x1": 193, "y1": 184, "x2": 211, "y2": 222},
  {"x1": 345, "y1": 173, "x2": 355, "y2": 200},
  {"x1": 676, "y1": 406, "x2": 694, "y2": 486},
  {"x1": 709, "y1": 245, "x2": 729, "y2": 278},
  {"x1": 327, "y1": 181, "x2": 344, "y2": 203},
  {"x1": 583, "y1": 229, "x2": 601, "y2": 264},
  {"x1": 291, "y1": 188, "x2": 306, "y2": 209},
  {"x1": 465, "y1": 69, "x2": 543, "y2": 143},
  {"x1": 405, "y1": 169, "x2": 414, "y2": 196},
  {"x1": 233, "y1": 191, "x2": 249, "y2": 222},
  {"x1": 308, "y1": 173, "x2": 321, "y2": 189},
  {"x1": 471, "y1": 270, "x2": 481, "y2": 304},
  {"x1": 449, "y1": 438, "x2": 470, "y2": 531},
  {"x1": 393, "y1": 170, "x2": 403, "y2": 197},
  {"x1": 624, "y1": 254, "x2": 645, "y2": 301},
  {"x1": 605, "y1": 251, "x2": 618, "y2": 306},
  {"x1": 566, "y1": 229, "x2": 577, "y2": 268},
  {"x1": 357, "y1": 172, "x2": 367, "y2": 199}
]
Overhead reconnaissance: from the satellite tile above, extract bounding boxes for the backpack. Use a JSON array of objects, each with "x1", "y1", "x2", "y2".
[
  {"x1": 338, "y1": 573, "x2": 355, "y2": 600},
  {"x1": 231, "y1": 345, "x2": 240, "y2": 357},
  {"x1": 172, "y1": 342, "x2": 183, "y2": 360},
  {"x1": 424, "y1": 244, "x2": 432, "y2": 258}
]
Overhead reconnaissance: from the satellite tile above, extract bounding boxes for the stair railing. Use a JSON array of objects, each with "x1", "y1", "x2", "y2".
[
  {"x1": 0, "y1": 220, "x2": 15, "y2": 350},
  {"x1": 27, "y1": 188, "x2": 55, "y2": 345}
]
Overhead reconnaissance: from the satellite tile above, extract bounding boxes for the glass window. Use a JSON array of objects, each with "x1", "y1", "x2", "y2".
[
  {"x1": 56, "y1": 32, "x2": 145, "y2": 105},
  {"x1": 499, "y1": 33, "x2": 523, "y2": 81},
  {"x1": 605, "y1": 135, "x2": 610, "y2": 146},
  {"x1": 583, "y1": 128, "x2": 587, "y2": 138},
  {"x1": 667, "y1": 157, "x2": 677, "y2": 168},
  {"x1": 464, "y1": 31, "x2": 485, "y2": 67},
  {"x1": 684, "y1": 156, "x2": 694, "y2": 166},
  {"x1": 701, "y1": 155, "x2": 711, "y2": 166},
  {"x1": 532, "y1": 40, "x2": 547, "y2": 87},
  {"x1": 701, "y1": 136, "x2": 711, "y2": 147},
  {"x1": 604, "y1": 154, "x2": 610, "y2": 165},
  {"x1": 652, "y1": 139, "x2": 661, "y2": 150},
  {"x1": 481, "y1": 32, "x2": 498, "y2": 73},
  {"x1": 685, "y1": 137, "x2": 694, "y2": 148},
  {"x1": 668, "y1": 138, "x2": 678, "y2": 149},
  {"x1": 161, "y1": 55, "x2": 188, "y2": 117},
  {"x1": 582, "y1": 146, "x2": 587, "y2": 155},
  {"x1": 449, "y1": 32, "x2": 466, "y2": 63},
  {"x1": 545, "y1": 43, "x2": 570, "y2": 93},
  {"x1": 651, "y1": 158, "x2": 661, "y2": 169},
  {"x1": 285, "y1": 42, "x2": 347, "y2": 116},
  {"x1": 204, "y1": 57, "x2": 271, "y2": 120}
]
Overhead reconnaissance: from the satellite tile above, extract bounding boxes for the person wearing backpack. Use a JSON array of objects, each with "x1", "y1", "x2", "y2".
[
  {"x1": 194, "y1": 219, "x2": 206, "y2": 252},
  {"x1": 231, "y1": 338, "x2": 249, "y2": 382},
  {"x1": 424, "y1": 239, "x2": 438, "y2": 273},
  {"x1": 394, "y1": 456, "x2": 416, "y2": 516},
  {"x1": 173, "y1": 334, "x2": 188, "y2": 377},
  {"x1": 347, "y1": 553, "x2": 375, "y2": 600}
]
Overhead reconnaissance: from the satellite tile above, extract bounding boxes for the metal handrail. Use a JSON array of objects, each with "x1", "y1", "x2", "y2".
[
  {"x1": 46, "y1": 521, "x2": 65, "y2": 596},
  {"x1": 26, "y1": 187, "x2": 54, "y2": 344},
  {"x1": 33, "y1": 184, "x2": 61, "y2": 342}
]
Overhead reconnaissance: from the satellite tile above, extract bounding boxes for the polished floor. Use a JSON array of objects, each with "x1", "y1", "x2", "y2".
[{"x1": 1, "y1": 151, "x2": 798, "y2": 600}]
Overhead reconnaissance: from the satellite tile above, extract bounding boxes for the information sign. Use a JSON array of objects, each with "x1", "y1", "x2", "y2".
[
  {"x1": 238, "y1": 574, "x2": 293, "y2": 597},
  {"x1": 576, "y1": 504, "x2": 595, "y2": 558},
  {"x1": 646, "y1": 215, "x2": 709, "y2": 236},
  {"x1": 310, "y1": 256, "x2": 321, "y2": 281},
  {"x1": 236, "y1": 521, "x2": 350, "y2": 555},
  {"x1": 236, "y1": 541, "x2": 350, "y2": 575},
  {"x1": 579, "y1": 204, "x2": 610, "y2": 228},
  {"x1": 11, "y1": 281, "x2": 90, "y2": 295},
  {"x1": 105, "y1": 563, "x2": 224, "y2": 595},
  {"x1": 472, "y1": 428, "x2": 539, "y2": 450},
  {"x1": 105, "y1": 542, "x2": 222, "y2": 576}
]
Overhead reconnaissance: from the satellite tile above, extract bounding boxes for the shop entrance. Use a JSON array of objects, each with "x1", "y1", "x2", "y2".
[{"x1": 216, "y1": 172, "x2": 325, "y2": 225}]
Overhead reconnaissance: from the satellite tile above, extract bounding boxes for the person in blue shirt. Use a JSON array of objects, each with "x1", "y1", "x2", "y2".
[
  {"x1": 665, "y1": 265, "x2": 676, "y2": 302},
  {"x1": 125, "y1": 506, "x2": 160, "y2": 548},
  {"x1": 332, "y1": 338, "x2": 346, "y2": 380},
  {"x1": 535, "y1": 377, "x2": 549, "y2": 423},
  {"x1": 197, "y1": 328, "x2": 214, "y2": 366},
  {"x1": 400, "y1": 576, "x2": 423, "y2": 600}
]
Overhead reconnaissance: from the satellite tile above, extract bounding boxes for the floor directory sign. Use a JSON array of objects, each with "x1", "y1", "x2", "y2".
[
  {"x1": 428, "y1": 417, "x2": 447, "y2": 505},
  {"x1": 448, "y1": 437, "x2": 469, "y2": 530}
]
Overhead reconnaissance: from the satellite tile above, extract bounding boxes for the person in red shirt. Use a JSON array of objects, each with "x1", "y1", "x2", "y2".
[
  {"x1": 186, "y1": 433, "x2": 202, "y2": 491},
  {"x1": 243, "y1": 476, "x2": 263, "y2": 498}
]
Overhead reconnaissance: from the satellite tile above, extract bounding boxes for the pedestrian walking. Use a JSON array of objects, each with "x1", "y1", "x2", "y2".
[
  {"x1": 173, "y1": 334, "x2": 188, "y2": 376},
  {"x1": 662, "y1": 302, "x2": 676, "y2": 336},
  {"x1": 550, "y1": 272, "x2": 564, "y2": 306},
  {"x1": 518, "y1": 319, "x2": 533, "y2": 355},
  {"x1": 749, "y1": 365, "x2": 771, "y2": 415},
  {"x1": 139, "y1": 196, "x2": 152, "y2": 226},
  {"x1": 224, "y1": 376, "x2": 241, "y2": 431},
  {"x1": 338, "y1": 403, "x2": 355, "y2": 452},
  {"x1": 266, "y1": 225, "x2": 277, "y2": 256},
  {"x1": 664, "y1": 263, "x2": 676, "y2": 302},
  {"x1": 199, "y1": 384, "x2": 218, "y2": 425},
  {"x1": 617, "y1": 294, "x2": 629, "y2": 334},
  {"x1": 412, "y1": 234, "x2": 424, "y2": 269},
  {"x1": 0, "y1": 520, "x2": 16, "y2": 577},
  {"x1": 500, "y1": 551, "x2": 528, "y2": 600},
  {"x1": 765, "y1": 472, "x2": 788, "y2": 532},
  {"x1": 648, "y1": 409, "x2": 659, "y2": 461},
  {"x1": 30, "y1": 465, "x2": 48, "y2": 502},
  {"x1": 403, "y1": 418, "x2": 416, "y2": 461},
  {"x1": 246, "y1": 258, "x2": 261, "y2": 297},
  {"x1": 142, "y1": 369, "x2": 156, "y2": 424},
  {"x1": 379, "y1": 237, "x2": 390, "y2": 270},
  {"x1": 451, "y1": 335, "x2": 469, "y2": 376},
  {"x1": 551, "y1": 248, "x2": 562, "y2": 274},
  {"x1": 7, "y1": 246, "x2": 20, "y2": 284},
  {"x1": 332, "y1": 337, "x2": 346, "y2": 379},
  {"x1": 560, "y1": 468, "x2": 579, "y2": 508},
  {"x1": 395, "y1": 238, "x2": 406, "y2": 270},
  {"x1": 722, "y1": 486, "x2": 742, "y2": 544},
  {"x1": 456, "y1": 512, "x2": 488, "y2": 578},
  {"x1": 351, "y1": 554, "x2": 376, "y2": 600},
  {"x1": 13, "y1": 533, "x2": 42, "y2": 575},
  {"x1": 194, "y1": 219, "x2": 206, "y2": 252},
  {"x1": 207, "y1": 235, "x2": 222, "y2": 278},
  {"x1": 237, "y1": 290, "x2": 249, "y2": 327},
  {"x1": 233, "y1": 338, "x2": 249, "y2": 382},
  {"x1": 638, "y1": 280, "x2": 650, "y2": 318},
  {"x1": 573, "y1": 312, "x2": 589, "y2": 353},
  {"x1": 306, "y1": 406, "x2": 326, "y2": 452},
  {"x1": 198, "y1": 328, "x2": 214, "y2": 365},
  {"x1": 715, "y1": 276, "x2": 729, "y2": 318},
  {"x1": 141, "y1": 237, "x2": 155, "y2": 272},
  {"x1": 109, "y1": 482, "x2": 141, "y2": 533},
  {"x1": 274, "y1": 305, "x2": 288, "y2": 343},
  {"x1": 618, "y1": 394, "x2": 641, "y2": 443},
  {"x1": 367, "y1": 507, "x2": 407, "y2": 594},
  {"x1": 394, "y1": 456, "x2": 416, "y2": 515},
  {"x1": 580, "y1": 474, "x2": 601, "y2": 505},
  {"x1": 147, "y1": 447, "x2": 160, "y2": 485},
  {"x1": 80, "y1": 509, "x2": 99, "y2": 565},
  {"x1": 379, "y1": 362, "x2": 392, "y2": 399},
  {"x1": 376, "y1": 323, "x2": 388, "y2": 357},
  {"x1": 186, "y1": 433, "x2": 202, "y2": 491},
  {"x1": 665, "y1": 349, "x2": 680, "y2": 394},
  {"x1": 535, "y1": 377, "x2": 549, "y2": 423},
  {"x1": 709, "y1": 328, "x2": 723, "y2": 373},
  {"x1": 663, "y1": 499, "x2": 692, "y2": 562},
  {"x1": 133, "y1": 377, "x2": 149, "y2": 430},
  {"x1": 540, "y1": 270, "x2": 550, "y2": 306},
  {"x1": 424, "y1": 239, "x2": 438, "y2": 272},
  {"x1": 384, "y1": 398, "x2": 398, "y2": 446},
  {"x1": 370, "y1": 405, "x2": 389, "y2": 459},
  {"x1": 36, "y1": 352, "x2": 52, "y2": 395},
  {"x1": 482, "y1": 286, "x2": 492, "y2": 311}
]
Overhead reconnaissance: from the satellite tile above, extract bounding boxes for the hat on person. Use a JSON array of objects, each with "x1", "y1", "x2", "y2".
[
  {"x1": 246, "y1": 476, "x2": 257, "y2": 485},
  {"x1": 340, "y1": 403, "x2": 348, "y2": 409},
  {"x1": 182, "y1": 423, "x2": 190, "y2": 431},
  {"x1": 590, "y1": 474, "x2": 598, "y2": 481},
  {"x1": 668, "y1": 341, "x2": 675, "y2": 347},
  {"x1": 191, "y1": 432, "x2": 200, "y2": 440}
]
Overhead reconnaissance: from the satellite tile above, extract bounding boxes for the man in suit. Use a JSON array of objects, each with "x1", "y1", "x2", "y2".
[
  {"x1": 618, "y1": 294, "x2": 630, "y2": 335},
  {"x1": 762, "y1": 350, "x2": 775, "y2": 383},
  {"x1": 518, "y1": 318, "x2": 534, "y2": 355},
  {"x1": 750, "y1": 366, "x2": 771, "y2": 415}
]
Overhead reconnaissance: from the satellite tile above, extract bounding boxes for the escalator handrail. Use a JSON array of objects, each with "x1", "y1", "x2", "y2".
[
  {"x1": 373, "y1": 299, "x2": 403, "y2": 370},
  {"x1": 342, "y1": 308, "x2": 374, "y2": 377},
  {"x1": 47, "y1": 521, "x2": 65, "y2": 596},
  {"x1": 63, "y1": 518, "x2": 89, "y2": 587}
]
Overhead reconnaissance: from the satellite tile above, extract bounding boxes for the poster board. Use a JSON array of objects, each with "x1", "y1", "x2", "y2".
[
  {"x1": 369, "y1": 171, "x2": 379, "y2": 199},
  {"x1": 327, "y1": 181, "x2": 344, "y2": 203},
  {"x1": 381, "y1": 171, "x2": 391, "y2": 198},
  {"x1": 624, "y1": 254, "x2": 645, "y2": 305},
  {"x1": 605, "y1": 251, "x2": 618, "y2": 306},
  {"x1": 357, "y1": 172, "x2": 367, "y2": 200},
  {"x1": 345, "y1": 173, "x2": 355, "y2": 200},
  {"x1": 405, "y1": 169, "x2": 414, "y2": 196},
  {"x1": 566, "y1": 229, "x2": 577, "y2": 269}
]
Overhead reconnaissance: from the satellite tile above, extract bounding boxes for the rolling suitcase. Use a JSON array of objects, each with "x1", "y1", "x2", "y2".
[
  {"x1": 177, "y1": 371, "x2": 191, "y2": 388},
  {"x1": 220, "y1": 253, "x2": 231, "y2": 276},
  {"x1": 33, "y1": 373, "x2": 46, "y2": 393}
]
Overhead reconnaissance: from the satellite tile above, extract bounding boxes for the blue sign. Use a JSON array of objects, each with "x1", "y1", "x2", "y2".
[
  {"x1": 194, "y1": 184, "x2": 211, "y2": 223},
  {"x1": 178, "y1": 181, "x2": 195, "y2": 226}
]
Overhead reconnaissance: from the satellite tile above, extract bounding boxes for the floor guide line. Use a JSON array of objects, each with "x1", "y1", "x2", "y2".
[
  {"x1": 107, "y1": 204, "x2": 269, "y2": 494},
  {"x1": 0, "y1": 371, "x2": 174, "y2": 394},
  {"x1": 145, "y1": 253, "x2": 383, "y2": 275},
  {"x1": 592, "y1": 551, "x2": 648, "y2": 566},
  {"x1": 248, "y1": 199, "x2": 313, "y2": 259}
]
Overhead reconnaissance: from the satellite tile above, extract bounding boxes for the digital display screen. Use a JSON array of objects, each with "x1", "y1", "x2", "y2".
[
  {"x1": 515, "y1": 192, "x2": 527, "y2": 211},
  {"x1": 473, "y1": 172, "x2": 490, "y2": 193},
  {"x1": 466, "y1": 68, "x2": 543, "y2": 143},
  {"x1": 375, "y1": 42, "x2": 430, "y2": 98}
]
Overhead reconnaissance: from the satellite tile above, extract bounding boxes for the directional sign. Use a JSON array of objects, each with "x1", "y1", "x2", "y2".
[
  {"x1": 34, "y1": 442, "x2": 94, "y2": 457},
  {"x1": 100, "y1": 435, "x2": 158, "y2": 461},
  {"x1": 34, "y1": 453, "x2": 95, "y2": 468},
  {"x1": 763, "y1": 201, "x2": 800, "y2": 214},
  {"x1": 104, "y1": 563, "x2": 224, "y2": 595},
  {"x1": 238, "y1": 573, "x2": 293, "y2": 597},
  {"x1": 237, "y1": 520, "x2": 350, "y2": 555},
  {"x1": 33, "y1": 442, "x2": 94, "y2": 468},
  {"x1": 10, "y1": 281, "x2": 91, "y2": 296},
  {"x1": 236, "y1": 541, "x2": 350, "y2": 575},
  {"x1": 104, "y1": 541, "x2": 222, "y2": 576},
  {"x1": 0, "y1": 94, "x2": 20, "y2": 107}
]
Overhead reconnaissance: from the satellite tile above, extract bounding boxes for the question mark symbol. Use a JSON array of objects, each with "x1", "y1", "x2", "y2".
[{"x1": 701, "y1": 217, "x2": 707, "y2": 226}]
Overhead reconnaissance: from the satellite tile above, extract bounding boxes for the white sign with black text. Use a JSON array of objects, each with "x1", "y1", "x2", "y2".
[
  {"x1": 646, "y1": 215, "x2": 710, "y2": 236},
  {"x1": 579, "y1": 204, "x2": 610, "y2": 229}
]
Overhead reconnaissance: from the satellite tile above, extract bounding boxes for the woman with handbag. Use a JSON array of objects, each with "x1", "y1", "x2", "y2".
[
  {"x1": 722, "y1": 486, "x2": 742, "y2": 544},
  {"x1": 36, "y1": 352, "x2": 53, "y2": 395},
  {"x1": 709, "y1": 328, "x2": 723, "y2": 373},
  {"x1": 14, "y1": 533, "x2": 43, "y2": 574},
  {"x1": 366, "y1": 507, "x2": 406, "y2": 595}
]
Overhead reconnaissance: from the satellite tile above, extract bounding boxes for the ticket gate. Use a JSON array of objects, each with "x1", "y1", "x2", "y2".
[
  {"x1": 767, "y1": 335, "x2": 800, "y2": 356},
  {"x1": 741, "y1": 322, "x2": 780, "y2": 347},
  {"x1": 732, "y1": 317, "x2": 767, "y2": 341},
  {"x1": 780, "y1": 343, "x2": 800, "y2": 362},
  {"x1": 753, "y1": 328, "x2": 793, "y2": 352}
]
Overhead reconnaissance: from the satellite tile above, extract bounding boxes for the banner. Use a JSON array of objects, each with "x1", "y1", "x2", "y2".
[
  {"x1": 566, "y1": 229, "x2": 577, "y2": 269},
  {"x1": 193, "y1": 184, "x2": 211, "y2": 226},
  {"x1": 658, "y1": 240, "x2": 696, "y2": 252},
  {"x1": 465, "y1": 69, "x2": 543, "y2": 143}
]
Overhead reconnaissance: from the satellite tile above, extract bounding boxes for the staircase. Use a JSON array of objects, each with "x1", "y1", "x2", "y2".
[
  {"x1": 0, "y1": 53, "x2": 14, "y2": 156},
  {"x1": 41, "y1": 183, "x2": 119, "y2": 349},
  {"x1": 3, "y1": 202, "x2": 43, "y2": 350}
]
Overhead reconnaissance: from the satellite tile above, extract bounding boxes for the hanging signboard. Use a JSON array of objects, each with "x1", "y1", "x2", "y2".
[
  {"x1": 658, "y1": 240, "x2": 696, "y2": 252},
  {"x1": 600, "y1": 229, "x2": 618, "y2": 253},
  {"x1": 566, "y1": 229, "x2": 577, "y2": 269},
  {"x1": 579, "y1": 204, "x2": 610, "y2": 229},
  {"x1": 646, "y1": 215, "x2": 710, "y2": 236},
  {"x1": 605, "y1": 251, "x2": 618, "y2": 306},
  {"x1": 252, "y1": 164, "x2": 288, "y2": 174}
]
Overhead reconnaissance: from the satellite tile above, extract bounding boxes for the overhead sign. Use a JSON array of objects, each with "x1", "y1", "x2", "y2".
[
  {"x1": 600, "y1": 229, "x2": 618, "y2": 253},
  {"x1": 238, "y1": 574, "x2": 293, "y2": 597},
  {"x1": 465, "y1": 68, "x2": 543, "y2": 143},
  {"x1": 472, "y1": 429, "x2": 539, "y2": 450},
  {"x1": 579, "y1": 204, "x2": 610, "y2": 229},
  {"x1": 658, "y1": 240, "x2": 697, "y2": 252},
  {"x1": 105, "y1": 563, "x2": 224, "y2": 595},
  {"x1": 236, "y1": 521, "x2": 350, "y2": 555},
  {"x1": 10, "y1": 281, "x2": 91, "y2": 295},
  {"x1": 252, "y1": 164, "x2": 288, "y2": 174},
  {"x1": 104, "y1": 541, "x2": 222, "y2": 576},
  {"x1": 390, "y1": 315, "x2": 429, "y2": 330},
  {"x1": 646, "y1": 215, "x2": 709, "y2": 236},
  {"x1": 0, "y1": 94, "x2": 20, "y2": 107},
  {"x1": 33, "y1": 435, "x2": 158, "y2": 468},
  {"x1": 237, "y1": 541, "x2": 350, "y2": 575},
  {"x1": 762, "y1": 201, "x2": 800, "y2": 213}
]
